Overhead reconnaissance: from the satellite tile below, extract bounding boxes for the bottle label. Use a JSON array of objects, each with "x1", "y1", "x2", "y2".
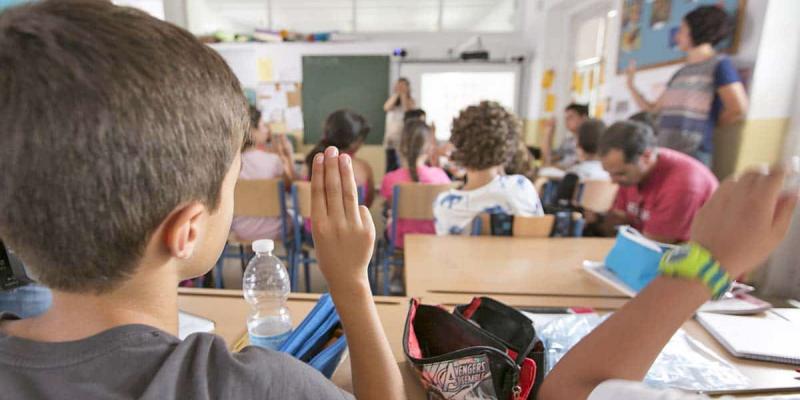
[{"x1": 249, "y1": 329, "x2": 293, "y2": 351}]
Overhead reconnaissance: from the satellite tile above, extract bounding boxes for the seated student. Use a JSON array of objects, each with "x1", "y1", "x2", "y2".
[
  {"x1": 540, "y1": 164, "x2": 797, "y2": 399},
  {"x1": 229, "y1": 107, "x2": 292, "y2": 242},
  {"x1": 252, "y1": 106, "x2": 296, "y2": 180},
  {"x1": 0, "y1": 2, "x2": 404, "y2": 399},
  {"x1": 433, "y1": 101, "x2": 544, "y2": 235},
  {"x1": 305, "y1": 110, "x2": 375, "y2": 207},
  {"x1": 381, "y1": 120, "x2": 451, "y2": 248},
  {"x1": 403, "y1": 108, "x2": 426, "y2": 123},
  {"x1": 567, "y1": 119, "x2": 611, "y2": 181},
  {"x1": 541, "y1": 103, "x2": 590, "y2": 169},
  {"x1": 590, "y1": 121, "x2": 718, "y2": 244}
]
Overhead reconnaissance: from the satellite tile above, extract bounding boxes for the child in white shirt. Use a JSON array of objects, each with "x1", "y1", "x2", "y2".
[
  {"x1": 433, "y1": 101, "x2": 543, "y2": 235},
  {"x1": 567, "y1": 118, "x2": 611, "y2": 182}
]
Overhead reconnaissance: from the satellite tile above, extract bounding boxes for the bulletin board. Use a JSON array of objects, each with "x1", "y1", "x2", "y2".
[
  {"x1": 255, "y1": 82, "x2": 304, "y2": 137},
  {"x1": 617, "y1": 0, "x2": 745, "y2": 73}
]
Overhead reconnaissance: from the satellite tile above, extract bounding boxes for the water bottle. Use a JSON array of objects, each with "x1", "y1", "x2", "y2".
[{"x1": 243, "y1": 239, "x2": 292, "y2": 350}]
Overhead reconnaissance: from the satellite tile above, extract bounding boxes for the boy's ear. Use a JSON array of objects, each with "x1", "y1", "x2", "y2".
[{"x1": 163, "y1": 202, "x2": 208, "y2": 259}]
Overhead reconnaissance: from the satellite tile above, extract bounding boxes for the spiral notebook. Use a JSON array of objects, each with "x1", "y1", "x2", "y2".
[{"x1": 696, "y1": 311, "x2": 800, "y2": 365}]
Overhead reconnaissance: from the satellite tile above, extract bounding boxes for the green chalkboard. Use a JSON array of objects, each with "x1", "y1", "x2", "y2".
[{"x1": 302, "y1": 55, "x2": 389, "y2": 146}]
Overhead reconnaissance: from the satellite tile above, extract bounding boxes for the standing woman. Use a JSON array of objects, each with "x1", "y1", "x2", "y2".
[
  {"x1": 383, "y1": 78, "x2": 416, "y2": 173},
  {"x1": 626, "y1": 5, "x2": 748, "y2": 167}
]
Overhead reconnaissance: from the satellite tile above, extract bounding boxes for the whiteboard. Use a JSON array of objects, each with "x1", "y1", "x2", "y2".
[{"x1": 399, "y1": 62, "x2": 521, "y2": 140}]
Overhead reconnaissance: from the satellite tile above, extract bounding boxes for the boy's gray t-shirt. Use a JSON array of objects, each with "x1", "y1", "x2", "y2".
[{"x1": 0, "y1": 313, "x2": 353, "y2": 399}]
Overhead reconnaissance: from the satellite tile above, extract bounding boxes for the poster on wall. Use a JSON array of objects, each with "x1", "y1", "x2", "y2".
[{"x1": 617, "y1": 0, "x2": 745, "y2": 73}]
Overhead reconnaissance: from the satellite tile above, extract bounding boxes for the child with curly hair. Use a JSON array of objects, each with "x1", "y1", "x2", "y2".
[{"x1": 433, "y1": 101, "x2": 543, "y2": 235}]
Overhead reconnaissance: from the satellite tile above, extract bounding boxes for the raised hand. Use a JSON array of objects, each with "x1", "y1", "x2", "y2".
[
  {"x1": 625, "y1": 60, "x2": 637, "y2": 84},
  {"x1": 691, "y1": 164, "x2": 799, "y2": 278},
  {"x1": 310, "y1": 146, "x2": 376, "y2": 291}
]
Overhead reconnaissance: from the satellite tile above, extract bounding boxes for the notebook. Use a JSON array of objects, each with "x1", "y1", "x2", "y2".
[
  {"x1": 583, "y1": 261, "x2": 773, "y2": 315},
  {"x1": 178, "y1": 310, "x2": 215, "y2": 340},
  {"x1": 696, "y1": 311, "x2": 800, "y2": 365}
]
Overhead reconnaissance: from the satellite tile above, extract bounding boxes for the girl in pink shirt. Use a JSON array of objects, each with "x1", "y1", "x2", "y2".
[
  {"x1": 381, "y1": 120, "x2": 451, "y2": 248},
  {"x1": 230, "y1": 107, "x2": 289, "y2": 242}
]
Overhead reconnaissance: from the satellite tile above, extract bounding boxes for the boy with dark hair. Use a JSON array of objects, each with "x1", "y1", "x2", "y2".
[
  {"x1": 567, "y1": 119, "x2": 610, "y2": 181},
  {"x1": 433, "y1": 101, "x2": 543, "y2": 235},
  {"x1": 542, "y1": 103, "x2": 590, "y2": 169},
  {"x1": 592, "y1": 121, "x2": 718, "y2": 244},
  {"x1": 0, "y1": 2, "x2": 403, "y2": 399}
]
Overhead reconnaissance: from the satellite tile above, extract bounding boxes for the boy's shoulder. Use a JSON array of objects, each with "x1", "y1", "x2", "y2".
[{"x1": 0, "y1": 322, "x2": 350, "y2": 400}]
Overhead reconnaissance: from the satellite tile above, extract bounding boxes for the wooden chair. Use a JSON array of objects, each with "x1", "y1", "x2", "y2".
[
  {"x1": 213, "y1": 178, "x2": 289, "y2": 289},
  {"x1": 576, "y1": 180, "x2": 619, "y2": 213},
  {"x1": 471, "y1": 213, "x2": 556, "y2": 238},
  {"x1": 381, "y1": 183, "x2": 453, "y2": 295}
]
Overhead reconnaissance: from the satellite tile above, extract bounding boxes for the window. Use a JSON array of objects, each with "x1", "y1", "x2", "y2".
[
  {"x1": 356, "y1": 0, "x2": 439, "y2": 32},
  {"x1": 112, "y1": 0, "x2": 164, "y2": 20},
  {"x1": 186, "y1": 0, "x2": 520, "y2": 35}
]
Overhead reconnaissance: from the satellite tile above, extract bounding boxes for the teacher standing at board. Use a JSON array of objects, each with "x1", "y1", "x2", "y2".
[
  {"x1": 626, "y1": 5, "x2": 748, "y2": 168},
  {"x1": 383, "y1": 78, "x2": 416, "y2": 172}
]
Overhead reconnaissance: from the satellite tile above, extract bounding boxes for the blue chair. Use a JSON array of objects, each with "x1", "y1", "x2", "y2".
[
  {"x1": 380, "y1": 183, "x2": 452, "y2": 295},
  {"x1": 212, "y1": 178, "x2": 292, "y2": 289}
]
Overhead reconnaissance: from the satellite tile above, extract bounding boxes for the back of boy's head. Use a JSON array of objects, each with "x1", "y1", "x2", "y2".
[
  {"x1": 450, "y1": 101, "x2": 520, "y2": 170},
  {"x1": 305, "y1": 109, "x2": 369, "y2": 169},
  {"x1": 577, "y1": 119, "x2": 607, "y2": 155},
  {"x1": 598, "y1": 121, "x2": 656, "y2": 163},
  {"x1": 628, "y1": 111, "x2": 658, "y2": 135},
  {"x1": 565, "y1": 103, "x2": 590, "y2": 117},
  {"x1": 0, "y1": 1, "x2": 248, "y2": 293},
  {"x1": 399, "y1": 120, "x2": 431, "y2": 182}
]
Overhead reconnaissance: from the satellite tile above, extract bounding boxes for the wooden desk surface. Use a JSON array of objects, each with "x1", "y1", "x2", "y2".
[
  {"x1": 178, "y1": 288, "x2": 799, "y2": 398},
  {"x1": 404, "y1": 235, "x2": 625, "y2": 299}
]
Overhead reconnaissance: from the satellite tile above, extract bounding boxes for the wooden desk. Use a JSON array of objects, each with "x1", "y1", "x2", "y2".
[
  {"x1": 404, "y1": 235, "x2": 625, "y2": 300},
  {"x1": 178, "y1": 288, "x2": 799, "y2": 398}
]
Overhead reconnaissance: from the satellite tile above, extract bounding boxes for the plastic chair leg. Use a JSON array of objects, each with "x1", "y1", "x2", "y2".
[{"x1": 303, "y1": 250, "x2": 311, "y2": 293}]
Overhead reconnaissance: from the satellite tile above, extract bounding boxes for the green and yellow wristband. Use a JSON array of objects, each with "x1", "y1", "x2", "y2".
[{"x1": 658, "y1": 242, "x2": 732, "y2": 300}]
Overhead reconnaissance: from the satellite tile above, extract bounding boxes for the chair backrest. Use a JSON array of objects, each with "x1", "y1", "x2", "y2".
[
  {"x1": 393, "y1": 183, "x2": 454, "y2": 220},
  {"x1": 578, "y1": 180, "x2": 619, "y2": 213},
  {"x1": 292, "y1": 181, "x2": 312, "y2": 218},
  {"x1": 233, "y1": 179, "x2": 284, "y2": 217},
  {"x1": 514, "y1": 215, "x2": 556, "y2": 238},
  {"x1": 471, "y1": 213, "x2": 555, "y2": 238}
]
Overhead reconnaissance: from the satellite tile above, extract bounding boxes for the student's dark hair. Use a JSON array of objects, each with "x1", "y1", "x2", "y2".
[
  {"x1": 565, "y1": 103, "x2": 590, "y2": 117},
  {"x1": 450, "y1": 101, "x2": 520, "y2": 170},
  {"x1": 577, "y1": 119, "x2": 607, "y2": 155},
  {"x1": 684, "y1": 5, "x2": 731, "y2": 46},
  {"x1": 0, "y1": 1, "x2": 248, "y2": 294},
  {"x1": 598, "y1": 121, "x2": 656, "y2": 163},
  {"x1": 403, "y1": 108, "x2": 427, "y2": 122},
  {"x1": 305, "y1": 110, "x2": 370, "y2": 171},
  {"x1": 244, "y1": 105, "x2": 261, "y2": 149},
  {"x1": 628, "y1": 111, "x2": 658, "y2": 136},
  {"x1": 398, "y1": 120, "x2": 431, "y2": 182}
]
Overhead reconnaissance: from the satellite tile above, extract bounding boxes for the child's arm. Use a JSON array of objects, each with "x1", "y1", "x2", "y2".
[
  {"x1": 310, "y1": 146, "x2": 405, "y2": 400},
  {"x1": 539, "y1": 165, "x2": 798, "y2": 400}
]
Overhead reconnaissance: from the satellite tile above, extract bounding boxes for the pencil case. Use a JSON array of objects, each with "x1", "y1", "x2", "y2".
[
  {"x1": 604, "y1": 226, "x2": 675, "y2": 292},
  {"x1": 404, "y1": 296, "x2": 543, "y2": 399},
  {"x1": 278, "y1": 293, "x2": 347, "y2": 378}
]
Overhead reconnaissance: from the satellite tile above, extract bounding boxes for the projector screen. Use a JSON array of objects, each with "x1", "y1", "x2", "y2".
[{"x1": 399, "y1": 62, "x2": 521, "y2": 141}]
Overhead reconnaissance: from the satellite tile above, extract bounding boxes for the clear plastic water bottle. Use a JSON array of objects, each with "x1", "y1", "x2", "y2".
[{"x1": 243, "y1": 239, "x2": 292, "y2": 350}]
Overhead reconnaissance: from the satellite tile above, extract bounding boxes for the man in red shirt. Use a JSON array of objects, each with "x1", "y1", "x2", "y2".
[{"x1": 592, "y1": 121, "x2": 718, "y2": 243}]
